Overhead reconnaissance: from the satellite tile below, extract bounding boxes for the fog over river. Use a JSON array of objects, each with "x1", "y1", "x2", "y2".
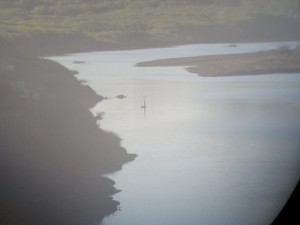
[{"x1": 50, "y1": 42, "x2": 300, "y2": 225}]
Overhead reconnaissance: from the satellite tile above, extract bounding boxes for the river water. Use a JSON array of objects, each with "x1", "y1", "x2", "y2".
[{"x1": 50, "y1": 42, "x2": 300, "y2": 225}]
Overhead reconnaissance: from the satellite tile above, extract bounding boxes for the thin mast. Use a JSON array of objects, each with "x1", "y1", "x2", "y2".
[{"x1": 141, "y1": 96, "x2": 146, "y2": 109}]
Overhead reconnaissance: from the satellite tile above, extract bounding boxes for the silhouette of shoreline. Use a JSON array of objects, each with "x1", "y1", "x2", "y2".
[{"x1": 0, "y1": 37, "x2": 136, "y2": 225}]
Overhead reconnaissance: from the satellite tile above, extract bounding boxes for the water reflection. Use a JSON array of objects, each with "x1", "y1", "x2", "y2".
[
  {"x1": 50, "y1": 43, "x2": 300, "y2": 225},
  {"x1": 99, "y1": 74, "x2": 300, "y2": 225}
]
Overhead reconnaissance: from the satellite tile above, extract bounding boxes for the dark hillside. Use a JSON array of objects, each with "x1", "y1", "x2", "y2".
[
  {"x1": 0, "y1": 37, "x2": 136, "y2": 225},
  {"x1": 176, "y1": 15, "x2": 300, "y2": 43}
]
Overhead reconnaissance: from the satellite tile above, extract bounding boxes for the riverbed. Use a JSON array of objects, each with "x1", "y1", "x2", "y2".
[{"x1": 50, "y1": 42, "x2": 300, "y2": 225}]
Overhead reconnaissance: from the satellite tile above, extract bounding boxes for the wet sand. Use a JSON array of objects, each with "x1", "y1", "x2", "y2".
[{"x1": 136, "y1": 49, "x2": 300, "y2": 77}]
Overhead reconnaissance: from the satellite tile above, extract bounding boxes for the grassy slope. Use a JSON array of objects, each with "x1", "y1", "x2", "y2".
[{"x1": 1, "y1": 0, "x2": 300, "y2": 55}]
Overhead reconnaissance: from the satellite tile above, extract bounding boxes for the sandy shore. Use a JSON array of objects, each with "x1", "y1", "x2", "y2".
[{"x1": 136, "y1": 49, "x2": 300, "y2": 77}]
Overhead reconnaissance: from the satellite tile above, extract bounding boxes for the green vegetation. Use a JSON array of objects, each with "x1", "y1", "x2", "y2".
[{"x1": 0, "y1": 0, "x2": 299, "y2": 41}]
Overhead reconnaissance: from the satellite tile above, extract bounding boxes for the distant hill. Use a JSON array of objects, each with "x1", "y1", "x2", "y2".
[{"x1": 1, "y1": 0, "x2": 300, "y2": 55}]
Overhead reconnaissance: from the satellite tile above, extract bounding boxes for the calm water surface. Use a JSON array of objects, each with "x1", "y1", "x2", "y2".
[{"x1": 50, "y1": 42, "x2": 300, "y2": 225}]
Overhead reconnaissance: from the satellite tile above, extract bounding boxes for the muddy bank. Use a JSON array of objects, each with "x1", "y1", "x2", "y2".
[
  {"x1": 0, "y1": 37, "x2": 136, "y2": 225},
  {"x1": 136, "y1": 48, "x2": 300, "y2": 77}
]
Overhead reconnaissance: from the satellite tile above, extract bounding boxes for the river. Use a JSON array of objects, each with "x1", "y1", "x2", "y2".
[{"x1": 50, "y1": 42, "x2": 300, "y2": 225}]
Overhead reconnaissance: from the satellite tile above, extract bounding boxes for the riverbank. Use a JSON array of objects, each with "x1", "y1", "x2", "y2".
[
  {"x1": 0, "y1": 37, "x2": 136, "y2": 225},
  {"x1": 136, "y1": 47, "x2": 300, "y2": 77},
  {"x1": 2, "y1": 35, "x2": 299, "y2": 225}
]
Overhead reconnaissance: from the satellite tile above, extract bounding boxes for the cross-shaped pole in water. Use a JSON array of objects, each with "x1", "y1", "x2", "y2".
[{"x1": 141, "y1": 96, "x2": 146, "y2": 117}]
